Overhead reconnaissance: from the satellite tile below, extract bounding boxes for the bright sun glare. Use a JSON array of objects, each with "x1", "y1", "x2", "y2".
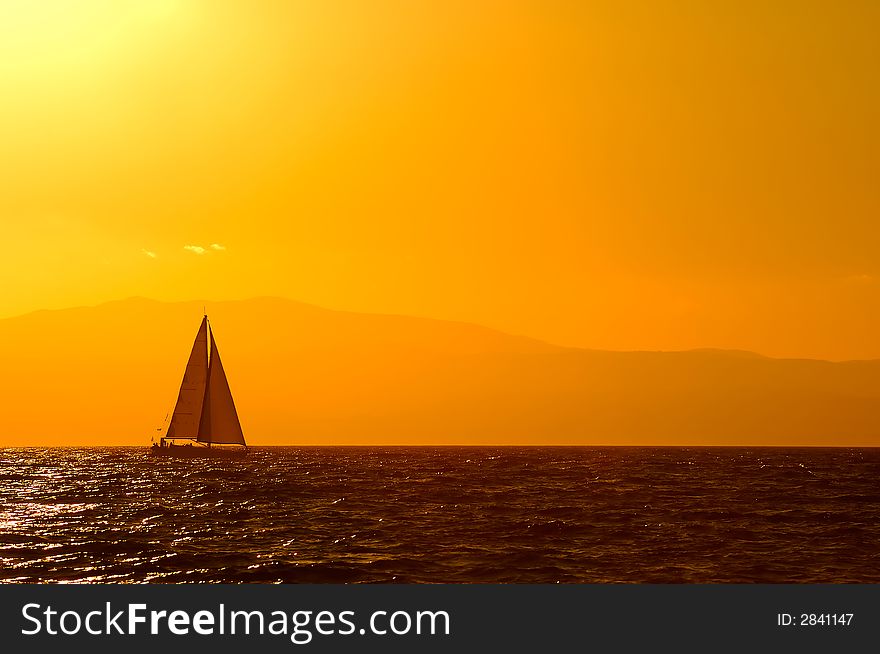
[{"x1": 0, "y1": 0, "x2": 179, "y2": 67}]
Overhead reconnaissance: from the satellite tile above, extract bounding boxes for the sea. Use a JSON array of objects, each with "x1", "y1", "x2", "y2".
[{"x1": 1, "y1": 447, "x2": 878, "y2": 583}]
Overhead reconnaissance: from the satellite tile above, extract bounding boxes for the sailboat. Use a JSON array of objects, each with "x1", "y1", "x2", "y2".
[{"x1": 150, "y1": 314, "x2": 248, "y2": 457}]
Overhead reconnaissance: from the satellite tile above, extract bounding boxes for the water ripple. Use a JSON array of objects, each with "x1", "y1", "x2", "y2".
[{"x1": 0, "y1": 447, "x2": 878, "y2": 583}]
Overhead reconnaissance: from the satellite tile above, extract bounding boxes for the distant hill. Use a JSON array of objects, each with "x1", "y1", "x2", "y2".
[{"x1": 1, "y1": 297, "x2": 878, "y2": 446}]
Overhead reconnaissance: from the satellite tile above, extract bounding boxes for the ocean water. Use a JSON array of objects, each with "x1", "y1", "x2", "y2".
[{"x1": 1, "y1": 447, "x2": 878, "y2": 583}]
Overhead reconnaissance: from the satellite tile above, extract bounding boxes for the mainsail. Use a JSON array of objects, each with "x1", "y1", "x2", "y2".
[
  {"x1": 164, "y1": 316, "x2": 209, "y2": 440},
  {"x1": 196, "y1": 325, "x2": 246, "y2": 445}
]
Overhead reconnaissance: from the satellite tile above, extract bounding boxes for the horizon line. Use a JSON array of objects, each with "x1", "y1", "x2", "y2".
[{"x1": 3, "y1": 443, "x2": 879, "y2": 449}]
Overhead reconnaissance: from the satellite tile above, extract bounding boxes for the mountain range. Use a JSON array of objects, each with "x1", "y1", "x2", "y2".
[{"x1": 1, "y1": 297, "x2": 878, "y2": 446}]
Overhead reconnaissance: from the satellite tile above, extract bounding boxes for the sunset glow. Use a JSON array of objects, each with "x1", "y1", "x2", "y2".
[
  {"x1": 2, "y1": 1, "x2": 879, "y2": 360},
  {"x1": 2, "y1": 2, "x2": 880, "y2": 448}
]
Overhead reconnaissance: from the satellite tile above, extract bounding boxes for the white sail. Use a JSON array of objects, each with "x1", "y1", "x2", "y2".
[
  {"x1": 165, "y1": 316, "x2": 209, "y2": 440},
  {"x1": 197, "y1": 325, "x2": 246, "y2": 445}
]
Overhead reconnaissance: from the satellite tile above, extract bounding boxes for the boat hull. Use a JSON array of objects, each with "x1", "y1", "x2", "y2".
[{"x1": 149, "y1": 444, "x2": 247, "y2": 458}]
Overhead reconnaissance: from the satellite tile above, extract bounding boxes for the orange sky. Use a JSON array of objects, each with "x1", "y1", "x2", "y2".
[{"x1": 1, "y1": 0, "x2": 879, "y2": 361}]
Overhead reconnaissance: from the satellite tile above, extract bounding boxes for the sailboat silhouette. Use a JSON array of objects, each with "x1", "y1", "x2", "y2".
[{"x1": 150, "y1": 315, "x2": 248, "y2": 457}]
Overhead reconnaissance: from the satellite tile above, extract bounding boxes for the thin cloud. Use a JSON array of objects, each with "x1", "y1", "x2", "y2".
[
  {"x1": 183, "y1": 245, "x2": 206, "y2": 255},
  {"x1": 210, "y1": 243, "x2": 226, "y2": 251},
  {"x1": 141, "y1": 249, "x2": 157, "y2": 259},
  {"x1": 842, "y1": 273, "x2": 876, "y2": 284}
]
